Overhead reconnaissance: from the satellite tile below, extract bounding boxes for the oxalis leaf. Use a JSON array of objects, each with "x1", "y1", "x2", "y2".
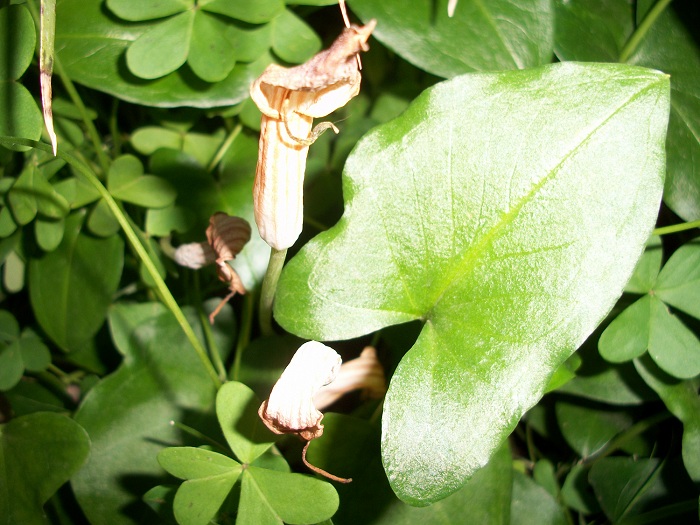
[{"x1": 274, "y1": 62, "x2": 670, "y2": 505}]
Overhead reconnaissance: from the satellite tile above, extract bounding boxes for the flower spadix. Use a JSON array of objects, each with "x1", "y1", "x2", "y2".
[
  {"x1": 259, "y1": 341, "x2": 342, "y2": 441},
  {"x1": 313, "y1": 346, "x2": 386, "y2": 410},
  {"x1": 250, "y1": 20, "x2": 376, "y2": 250}
]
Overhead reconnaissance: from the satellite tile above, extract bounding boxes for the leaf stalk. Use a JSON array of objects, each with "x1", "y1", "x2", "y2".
[{"x1": 619, "y1": 0, "x2": 673, "y2": 63}]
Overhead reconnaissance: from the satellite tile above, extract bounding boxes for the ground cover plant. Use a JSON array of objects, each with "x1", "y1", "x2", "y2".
[{"x1": 1, "y1": 0, "x2": 699, "y2": 523}]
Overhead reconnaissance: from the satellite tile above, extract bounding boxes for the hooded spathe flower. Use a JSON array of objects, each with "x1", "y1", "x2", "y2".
[{"x1": 250, "y1": 20, "x2": 376, "y2": 250}]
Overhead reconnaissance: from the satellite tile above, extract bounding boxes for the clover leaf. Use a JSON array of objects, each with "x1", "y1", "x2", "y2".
[
  {"x1": 0, "y1": 310, "x2": 51, "y2": 390},
  {"x1": 274, "y1": 63, "x2": 669, "y2": 504},
  {"x1": 600, "y1": 238, "x2": 700, "y2": 379},
  {"x1": 157, "y1": 381, "x2": 339, "y2": 525},
  {"x1": 56, "y1": 0, "x2": 318, "y2": 105},
  {"x1": 101, "y1": 0, "x2": 316, "y2": 85},
  {"x1": 0, "y1": 5, "x2": 43, "y2": 147},
  {"x1": 72, "y1": 301, "x2": 236, "y2": 525},
  {"x1": 86, "y1": 154, "x2": 176, "y2": 237}
]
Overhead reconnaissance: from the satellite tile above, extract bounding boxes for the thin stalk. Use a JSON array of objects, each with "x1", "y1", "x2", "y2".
[
  {"x1": 109, "y1": 98, "x2": 122, "y2": 157},
  {"x1": 169, "y1": 420, "x2": 229, "y2": 453},
  {"x1": 525, "y1": 423, "x2": 538, "y2": 464},
  {"x1": 619, "y1": 0, "x2": 673, "y2": 63},
  {"x1": 200, "y1": 308, "x2": 227, "y2": 382},
  {"x1": 582, "y1": 411, "x2": 671, "y2": 465},
  {"x1": 368, "y1": 399, "x2": 384, "y2": 424},
  {"x1": 47, "y1": 363, "x2": 68, "y2": 379},
  {"x1": 34, "y1": 371, "x2": 76, "y2": 406},
  {"x1": 206, "y1": 123, "x2": 242, "y2": 174},
  {"x1": 232, "y1": 292, "x2": 255, "y2": 381},
  {"x1": 192, "y1": 272, "x2": 226, "y2": 381},
  {"x1": 53, "y1": 61, "x2": 112, "y2": 174},
  {"x1": 0, "y1": 138, "x2": 222, "y2": 389},
  {"x1": 259, "y1": 248, "x2": 287, "y2": 336},
  {"x1": 653, "y1": 219, "x2": 700, "y2": 236},
  {"x1": 303, "y1": 215, "x2": 330, "y2": 232},
  {"x1": 617, "y1": 499, "x2": 699, "y2": 525}
]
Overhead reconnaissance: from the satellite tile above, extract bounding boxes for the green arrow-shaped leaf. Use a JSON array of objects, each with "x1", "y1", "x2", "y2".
[
  {"x1": 628, "y1": 3, "x2": 700, "y2": 222},
  {"x1": 348, "y1": 0, "x2": 553, "y2": 78},
  {"x1": 275, "y1": 63, "x2": 669, "y2": 504}
]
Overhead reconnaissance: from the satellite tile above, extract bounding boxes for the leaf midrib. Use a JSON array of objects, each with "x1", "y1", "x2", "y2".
[
  {"x1": 425, "y1": 80, "x2": 663, "y2": 319},
  {"x1": 245, "y1": 469, "x2": 279, "y2": 520}
]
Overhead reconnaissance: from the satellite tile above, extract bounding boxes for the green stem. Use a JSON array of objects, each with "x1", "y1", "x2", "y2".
[
  {"x1": 259, "y1": 248, "x2": 287, "y2": 336},
  {"x1": 619, "y1": 0, "x2": 673, "y2": 63},
  {"x1": 47, "y1": 363, "x2": 68, "y2": 379},
  {"x1": 109, "y1": 98, "x2": 122, "y2": 158},
  {"x1": 0, "y1": 137, "x2": 222, "y2": 389},
  {"x1": 193, "y1": 273, "x2": 227, "y2": 381},
  {"x1": 232, "y1": 292, "x2": 255, "y2": 381},
  {"x1": 303, "y1": 215, "x2": 330, "y2": 232},
  {"x1": 583, "y1": 411, "x2": 671, "y2": 465},
  {"x1": 169, "y1": 420, "x2": 229, "y2": 453},
  {"x1": 368, "y1": 399, "x2": 384, "y2": 424},
  {"x1": 201, "y1": 308, "x2": 227, "y2": 382},
  {"x1": 206, "y1": 123, "x2": 242, "y2": 174},
  {"x1": 617, "y1": 499, "x2": 699, "y2": 525},
  {"x1": 34, "y1": 371, "x2": 76, "y2": 406},
  {"x1": 653, "y1": 219, "x2": 700, "y2": 236}
]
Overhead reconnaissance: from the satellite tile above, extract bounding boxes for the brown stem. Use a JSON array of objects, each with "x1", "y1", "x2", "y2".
[
  {"x1": 302, "y1": 441, "x2": 352, "y2": 484},
  {"x1": 209, "y1": 290, "x2": 236, "y2": 324}
]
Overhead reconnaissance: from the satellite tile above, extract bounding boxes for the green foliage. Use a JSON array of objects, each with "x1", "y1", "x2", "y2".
[
  {"x1": 156, "y1": 382, "x2": 339, "y2": 525},
  {"x1": 554, "y1": 0, "x2": 700, "y2": 223},
  {"x1": 71, "y1": 300, "x2": 235, "y2": 525},
  {"x1": 29, "y1": 211, "x2": 124, "y2": 352},
  {"x1": 1, "y1": 0, "x2": 699, "y2": 524},
  {"x1": 55, "y1": 0, "x2": 320, "y2": 107},
  {"x1": 599, "y1": 237, "x2": 700, "y2": 378},
  {"x1": 0, "y1": 412, "x2": 90, "y2": 525},
  {"x1": 0, "y1": 310, "x2": 50, "y2": 390},
  {"x1": 349, "y1": 0, "x2": 554, "y2": 77},
  {"x1": 0, "y1": 4, "x2": 43, "y2": 147}
]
